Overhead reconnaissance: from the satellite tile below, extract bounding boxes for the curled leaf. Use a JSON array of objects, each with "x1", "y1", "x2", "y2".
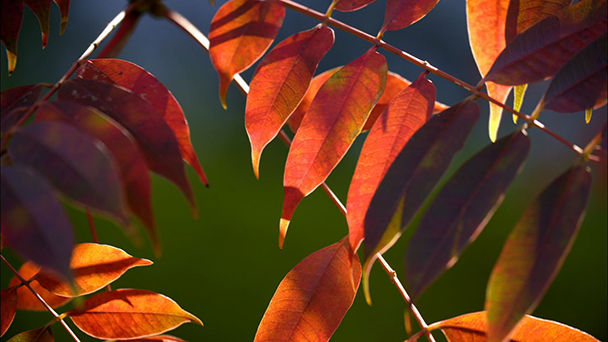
[{"x1": 8, "y1": 262, "x2": 71, "y2": 311}]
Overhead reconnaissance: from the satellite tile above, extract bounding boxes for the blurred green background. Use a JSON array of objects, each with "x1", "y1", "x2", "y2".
[{"x1": 1, "y1": 1, "x2": 606, "y2": 341}]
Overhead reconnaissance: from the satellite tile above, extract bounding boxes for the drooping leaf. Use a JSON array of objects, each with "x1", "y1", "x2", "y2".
[
  {"x1": 209, "y1": 0, "x2": 285, "y2": 108},
  {"x1": 77, "y1": 59, "x2": 209, "y2": 187},
  {"x1": 8, "y1": 262, "x2": 71, "y2": 311},
  {"x1": 8, "y1": 121, "x2": 130, "y2": 226},
  {"x1": 1, "y1": 165, "x2": 74, "y2": 281},
  {"x1": 57, "y1": 79, "x2": 196, "y2": 211},
  {"x1": 381, "y1": 0, "x2": 439, "y2": 33},
  {"x1": 1, "y1": 84, "x2": 43, "y2": 134},
  {"x1": 362, "y1": 100, "x2": 480, "y2": 303},
  {"x1": 0, "y1": 0, "x2": 23, "y2": 73},
  {"x1": 36, "y1": 243, "x2": 153, "y2": 297},
  {"x1": 347, "y1": 71, "x2": 436, "y2": 254},
  {"x1": 428, "y1": 311, "x2": 599, "y2": 342},
  {"x1": 466, "y1": 0, "x2": 513, "y2": 142},
  {"x1": 486, "y1": 0, "x2": 607, "y2": 85},
  {"x1": 23, "y1": 0, "x2": 52, "y2": 48},
  {"x1": 117, "y1": 336, "x2": 187, "y2": 342},
  {"x1": 405, "y1": 129, "x2": 531, "y2": 300},
  {"x1": 280, "y1": 48, "x2": 388, "y2": 249},
  {"x1": 68, "y1": 289, "x2": 203, "y2": 340},
  {"x1": 246, "y1": 25, "x2": 335, "y2": 178},
  {"x1": 35, "y1": 102, "x2": 158, "y2": 253},
  {"x1": 485, "y1": 165, "x2": 592, "y2": 342},
  {"x1": 254, "y1": 237, "x2": 361, "y2": 342},
  {"x1": 505, "y1": 0, "x2": 573, "y2": 43},
  {"x1": 6, "y1": 326, "x2": 54, "y2": 342},
  {"x1": 53, "y1": 0, "x2": 71, "y2": 34},
  {"x1": 1, "y1": 287, "x2": 18, "y2": 337},
  {"x1": 335, "y1": 0, "x2": 378, "y2": 12},
  {"x1": 543, "y1": 33, "x2": 607, "y2": 113}
]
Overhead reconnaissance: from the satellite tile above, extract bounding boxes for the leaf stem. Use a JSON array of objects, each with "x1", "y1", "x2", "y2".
[
  {"x1": 85, "y1": 210, "x2": 112, "y2": 291},
  {"x1": 1, "y1": 255, "x2": 82, "y2": 342}
]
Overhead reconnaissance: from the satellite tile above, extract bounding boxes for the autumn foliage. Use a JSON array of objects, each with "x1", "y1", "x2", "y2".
[{"x1": 1, "y1": 0, "x2": 606, "y2": 341}]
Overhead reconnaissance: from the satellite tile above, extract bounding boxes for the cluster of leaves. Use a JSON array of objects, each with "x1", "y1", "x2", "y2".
[{"x1": 1, "y1": 0, "x2": 606, "y2": 341}]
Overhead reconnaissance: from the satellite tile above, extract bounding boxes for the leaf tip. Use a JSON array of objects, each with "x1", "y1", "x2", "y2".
[
  {"x1": 488, "y1": 104, "x2": 503, "y2": 143},
  {"x1": 42, "y1": 33, "x2": 49, "y2": 49},
  {"x1": 252, "y1": 149, "x2": 261, "y2": 180},
  {"x1": 362, "y1": 258, "x2": 374, "y2": 306},
  {"x1": 585, "y1": 108, "x2": 592, "y2": 123},
  {"x1": 60, "y1": 20, "x2": 68, "y2": 35},
  {"x1": 6, "y1": 50, "x2": 17, "y2": 75},
  {"x1": 279, "y1": 218, "x2": 290, "y2": 250}
]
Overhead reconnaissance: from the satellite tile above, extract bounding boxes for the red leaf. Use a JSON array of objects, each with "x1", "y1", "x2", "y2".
[
  {"x1": 5, "y1": 326, "x2": 54, "y2": 342},
  {"x1": 57, "y1": 79, "x2": 196, "y2": 212},
  {"x1": 209, "y1": 0, "x2": 285, "y2": 108},
  {"x1": 35, "y1": 102, "x2": 158, "y2": 253},
  {"x1": 23, "y1": 0, "x2": 53, "y2": 48},
  {"x1": 36, "y1": 243, "x2": 153, "y2": 297},
  {"x1": 335, "y1": 0, "x2": 378, "y2": 12},
  {"x1": 486, "y1": 0, "x2": 607, "y2": 85},
  {"x1": 77, "y1": 59, "x2": 209, "y2": 187},
  {"x1": 68, "y1": 289, "x2": 203, "y2": 340},
  {"x1": 1, "y1": 287, "x2": 18, "y2": 337},
  {"x1": 246, "y1": 25, "x2": 335, "y2": 178},
  {"x1": 505, "y1": 0, "x2": 573, "y2": 43},
  {"x1": 8, "y1": 262, "x2": 71, "y2": 311},
  {"x1": 254, "y1": 237, "x2": 361, "y2": 342},
  {"x1": 485, "y1": 165, "x2": 592, "y2": 342},
  {"x1": 429, "y1": 311, "x2": 599, "y2": 342},
  {"x1": 53, "y1": 0, "x2": 71, "y2": 34},
  {"x1": 381, "y1": 0, "x2": 439, "y2": 32},
  {"x1": 1, "y1": 165, "x2": 74, "y2": 281},
  {"x1": 0, "y1": 0, "x2": 23, "y2": 73},
  {"x1": 280, "y1": 48, "x2": 388, "y2": 249},
  {"x1": 117, "y1": 336, "x2": 187, "y2": 342},
  {"x1": 8, "y1": 121, "x2": 130, "y2": 226},
  {"x1": 1, "y1": 84, "x2": 43, "y2": 134},
  {"x1": 347, "y1": 72, "x2": 435, "y2": 254},
  {"x1": 405, "y1": 129, "x2": 530, "y2": 300}
]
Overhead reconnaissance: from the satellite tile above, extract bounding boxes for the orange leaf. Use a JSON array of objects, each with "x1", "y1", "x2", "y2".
[
  {"x1": 1, "y1": 287, "x2": 18, "y2": 337},
  {"x1": 254, "y1": 236, "x2": 361, "y2": 342},
  {"x1": 36, "y1": 243, "x2": 152, "y2": 297},
  {"x1": 119, "y1": 336, "x2": 187, "y2": 342},
  {"x1": 429, "y1": 311, "x2": 599, "y2": 342},
  {"x1": 209, "y1": 0, "x2": 285, "y2": 108},
  {"x1": 68, "y1": 289, "x2": 202, "y2": 340},
  {"x1": 246, "y1": 25, "x2": 335, "y2": 178},
  {"x1": 280, "y1": 48, "x2": 387, "y2": 248},
  {"x1": 8, "y1": 262, "x2": 71, "y2": 311},
  {"x1": 5, "y1": 325, "x2": 53, "y2": 342}
]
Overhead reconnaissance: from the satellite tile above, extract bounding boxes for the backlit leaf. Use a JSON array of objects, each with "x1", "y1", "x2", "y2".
[
  {"x1": 246, "y1": 25, "x2": 335, "y2": 178},
  {"x1": 254, "y1": 236, "x2": 361, "y2": 342},
  {"x1": 118, "y1": 336, "x2": 187, "y2": 342},
  {"x1": 23, "y1": 0, "x2": 52, "y2": 48},
  {"x1": 512, "y1": 84, "x2": 527, "y2": 123},
  {"x1": 0, "y1": 0, "x2": 23, "y2": 73},
  {"x1": 1, "y1": 287, "x2": 18, "y2": 337},
  {"x1": 209, "y1": 0, "x2": 285, "y2": 108},
  {"x1": 543, "y1": 33, "x2": 607, "y2": 113},
  {"x1": 35, "y1": 102, "x2": 158, "y2": 253},
  {"x1": 6, "y1": 326, "x2": 53, "y2": 342},
  {"x1": 505, "y1": 0, "x2": 572, "y2": 43},
  {"x1": 485, "y1": 165, "x2": 592, "y2": 342},
  {"x1": 8, "y1": 121, "x2": 130, "y2": 226},
  {"x1": 429, "y1": 311, "x2": 599, "y2": 342},
  {"x1": 335, "y1": 0, "x2": 378, "y2": 12},
  {"x1": 405, "y1": 129, "x2": 530, "y2": 300},
  {"x1": 381, "y1": 0, "x2": 439, "y2": 32},
  {"x1": 347, "y1": 72, "x2": 435, "y2": 254},
  {"x1": 53, "y1": 0, "x2": 71, "y2": 34},
  {"x1": 36, "y1": 243, "x2": 153, "y2": 297},
  {"x1": 8, "y1": 262, "x2": 71, "y2": 311},
  {"x1": 280, "y1": 48, "x2": 387, "y2": 249},
  {"x1": 486, "y1": 0, "x2": 607, "y2": 85},
  {"x1": 58, "y1": 79, "x2": 196, "y2": 212},
  {"x1": 77, "y1": 59, "x2": 209, "y2": 187},
  {"x1": 1, "y1": 165, "x2": 74, "y2": 281},
  {"x1": 68, "y1": 289, "x2": 203, "y2": 340},
  {"x1": 362, "y1": 100, "x2": 480, "y2": 303},
  {"x1": 1, "y1": 84, "x2": 42, "y2": 134}
]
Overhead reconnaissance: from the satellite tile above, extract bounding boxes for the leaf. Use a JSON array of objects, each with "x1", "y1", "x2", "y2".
[
  {"x1": 245, "y1": 25, "x2": 335, "y2": 178},
  {"x1": 57, "y1": 79, "x2": 196, "y2": 212},
  {"x1": 35, "y1": 102, "x2": 158, "y2": 254},
  {"x1": 0, "y1": 0, "x2": 23, "y2": 73},
  {"x1": 1, "y1": 84, "x2": 43, "y2": 134},
  {"x1": 36, "y1": 243, "x2": 153, "y2": 297},
  {"x1": 505, "y1": 0, "x2": 573, "y2": 43},
  {"x1": 362, "y1": 100, "x2": 480, "y2": 303},
  {"x1": 381, "y1": 0, "x2": 439, "y2": 33},
  {"x1": 543, "y1": 33, "x2": 607, "y2": 113},
  {"x1": 429, "y1": 311, "x2": 599, "y2": 342},
  {"x1": 512, "y1": 84, "x2": 528, "y2": 123},
  {"x1": 209, "y1": 0, "x2": 285, "y2": 108},
  {"x1": 8, "y1": 262, "x2": 71, "y2": 311},
  {"x1": 485, "y1": 165, "x2": 592, "y2": 342},
  {"x1": 53, "y1": 0, "x2": 71, "y2": 34},
  {"x1": 117, "y1": 336, "x2": 187, "y2": 342},
  {"x1": 405, "y1": 129, "x2": 531, "y2": 300},
  {"x1": 1, "y1": 287, "x2": 18, "y2": 337},
  {"x1": 466, "y1": 0, "x2": 512, "y2": 142},
  {"x1": 77, "y1": 59, "x2": 209, "y2": 187},
  {"x1": 254, "y1": 237, "x2": 361, "y2": 342},
  {"x1": 23, "y1": 0, "x2": 53, "y2": 48},
  {"x1": 335, "y1": 0, "x2": 378, "y2": 12},
  {"x1": 1, "y1": 165, "x2": 74, "y2": 281},
  {"x1": 347, "y1": 71, "x2": 436, "y2": 254},
  {"x1": 8, "y1": 121, "x2": 130, "y2": 226},
  {"x1": 6, "y1": 326, "x2": 53, "y2": 342},
  {"x1": 68, "y1": 289, "x2": 202, "y2": 340},
  {"x1": 486, "y1": 0, "x2": 607, "y2": 86},
  {"x1": 280, "y1": 48, "x2": 388, "y2": 249}
]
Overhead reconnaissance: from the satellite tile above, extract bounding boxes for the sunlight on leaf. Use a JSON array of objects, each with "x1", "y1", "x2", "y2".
[
  {"x1": 512, "y1": 84, "x2": 527, "y2": 123},
  {"x1": 381, "y1": 0, "x2": 439, "y2": 33},
  {"x1": 505, "y1": 0, "x2": 573, "y2": 43},
  {"x1": 8, "y1": 262, "x2": 71, "y2": 311}
]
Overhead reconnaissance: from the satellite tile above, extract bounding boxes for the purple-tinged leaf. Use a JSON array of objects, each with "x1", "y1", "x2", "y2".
[
  {"x1": 0, "y1": 0, "x2": 23, "y2": 73},
  {"x1": 485, "y1": 165, "x2": 592, "y2": 342},
  {"x1": 405, "y1": 129, "x2": 531, "y2": 300},
  {"x1": 1, "y1": 165, "x2": 74, "y2": 281},
  {"x1": 505, "y1": 0, "x2": 573, "y2": 43},
  {"x1": 381, "y1": 0, "x2": 439, "y2": 32},
  {"x1": 23, "y1": 0, "x2": 53, "y2": 48},
  {"x1": 335, "y1": 0, "x2": 378, "y2": 12},
  {"x1": 1, "y1": 84, "x2": 43, "y2": 134}
]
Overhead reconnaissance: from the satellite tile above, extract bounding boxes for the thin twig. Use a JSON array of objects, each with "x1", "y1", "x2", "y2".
[
  {"x1": 1, "y1": 255, "x2": 82, "y2": 342},
  {"x1": 86, "y1": 211, "x2": 112, "y2": 291}
]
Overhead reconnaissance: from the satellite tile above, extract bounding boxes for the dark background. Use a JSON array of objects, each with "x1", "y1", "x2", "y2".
[{"x1": 2, "y1": 1, "x2": 606, "y2": 341}]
